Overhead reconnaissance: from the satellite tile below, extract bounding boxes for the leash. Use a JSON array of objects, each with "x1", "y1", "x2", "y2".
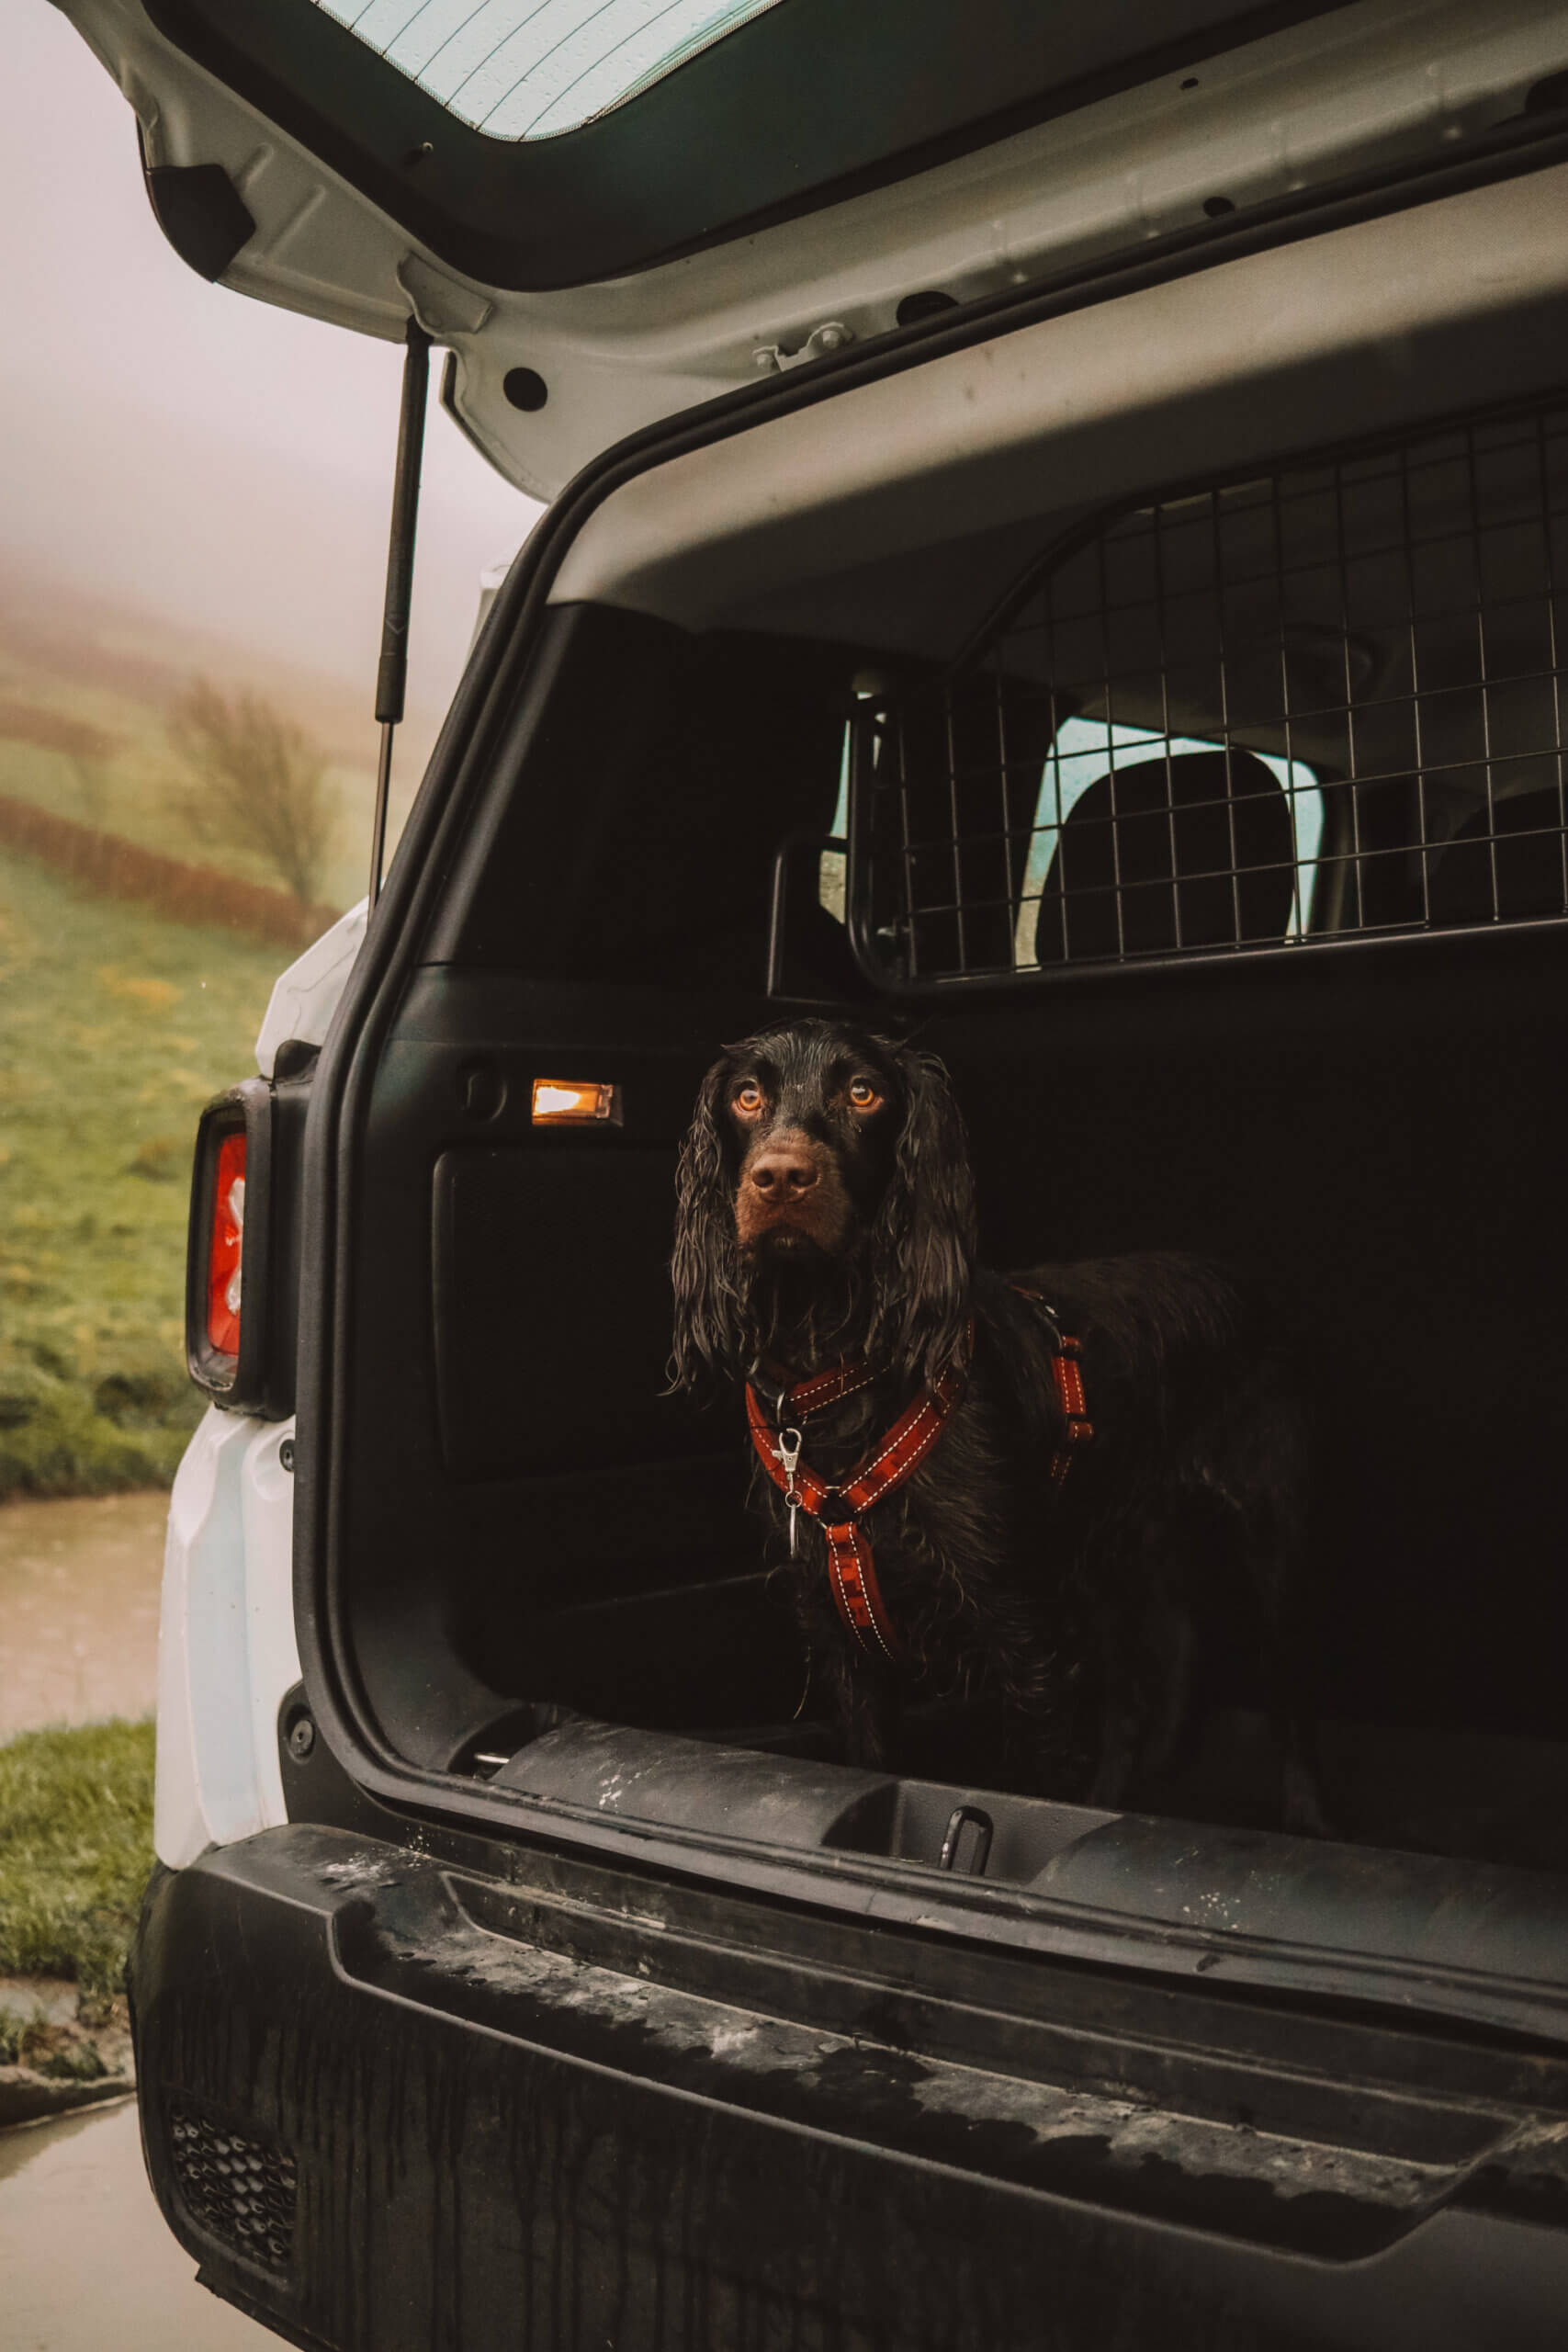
[{"x1": 745, "y1": 1295, "x2": 1091, "y2": 1664}]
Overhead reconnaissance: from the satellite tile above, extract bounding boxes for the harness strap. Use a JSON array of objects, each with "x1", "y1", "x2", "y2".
[
  {"x1": 745, "y1": 1363, "x2": 964, "y2": 1662},
  {"x1": 779, "y1": 1357, "x2": 877, "y2": 1417},
  {"x1": 1048, "y1": 1336, "x2": 1093, "y2": 1495},
  {"x1": 1011, "y1": 1283, "x2": 1095, "y2": 1496},
  {"x1": 746, "y1": 1297, "x2": 1092, "y2": 1663}
]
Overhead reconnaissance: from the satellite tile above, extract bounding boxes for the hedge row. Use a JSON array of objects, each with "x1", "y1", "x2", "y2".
[{"x1": 0, "y1": 793, "x2": 336, "y2": 945}]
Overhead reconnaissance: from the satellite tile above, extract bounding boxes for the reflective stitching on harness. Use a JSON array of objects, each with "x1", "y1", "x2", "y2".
[
  {"x1": 747, "y1": 1315, "x2": 1090, "y2": 1661},
  {"x1": 746, "y1": 1351, "x2": 970, "y2": 1662},
  {"x1": 827, "y1": 1527, "x2": 897, "y2": 1663},
  {"x1": 848, "y1": 1389, "x2": 953, "y2": 1495}
]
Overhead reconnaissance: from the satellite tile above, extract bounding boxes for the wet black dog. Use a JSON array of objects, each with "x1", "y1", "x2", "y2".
[{"x1": 671, "y1": 1018, "x2": 1322, "y2": 1825}]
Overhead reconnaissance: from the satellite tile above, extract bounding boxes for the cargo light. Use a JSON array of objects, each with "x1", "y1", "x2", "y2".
[
  {"x1": 206, "y1": 1131, "x2": 246, "y2": 1354},
  {"x1": 531, "y1": 1080, "x2": 623, "y2": 1126}
]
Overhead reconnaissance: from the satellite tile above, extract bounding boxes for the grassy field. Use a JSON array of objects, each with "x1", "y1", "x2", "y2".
[
  {"x1": 0, "y1": 1718, "x2": 154, "y2": 2021},
  {"x1": 0, "y1": 849, "x2": 285, "y2": 1498},
  {"x1": 0, "y1": 680, "x2": 381, "y2": 917},
  {"x1": 0, "y1": 568, "x2": 427, "y2": 915}
]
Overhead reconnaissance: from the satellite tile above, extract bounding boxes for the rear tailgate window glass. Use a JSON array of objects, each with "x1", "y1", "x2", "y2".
[{"x1": 312, "y1": 0, "x2": 787, "y2": 139}]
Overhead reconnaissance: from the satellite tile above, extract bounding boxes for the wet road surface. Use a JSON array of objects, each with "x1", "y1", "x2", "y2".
[
  {"x1": 0, "y1": 1489, "x2": 166, "y2": 1737},
  {"x1": 0, "y1": 2099, "x2": 267, "y2": 2348},
  {"x1": 0, "y1": 1492, "x2": 266, "y2": 2345}
]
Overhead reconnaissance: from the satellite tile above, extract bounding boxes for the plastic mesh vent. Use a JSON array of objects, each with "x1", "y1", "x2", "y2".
[{"x1": 169, "y1": 2106, "x2": 297, "y2": 2272}]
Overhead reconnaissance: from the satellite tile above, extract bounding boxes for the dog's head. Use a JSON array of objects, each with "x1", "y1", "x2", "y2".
[{"x1": 670, "y1": 1020, "x2": 976, "y2": 1391}]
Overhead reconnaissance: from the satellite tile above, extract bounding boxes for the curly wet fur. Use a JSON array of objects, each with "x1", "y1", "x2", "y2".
[{"x1": 671, "y1": 1019, "x2": 1322, "y2": 1821}]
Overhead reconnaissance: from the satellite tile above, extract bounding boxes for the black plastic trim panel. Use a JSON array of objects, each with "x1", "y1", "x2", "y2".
[
  {"x1": 141, "y1": 153, "x2": 255, "y2": 280},
  {"x1": 131, "y1": 1831, "x2": 1568, "y2": 2349},
  {"x1": 185, "y1": 1064, "x2": 311, "y2": 1419}
]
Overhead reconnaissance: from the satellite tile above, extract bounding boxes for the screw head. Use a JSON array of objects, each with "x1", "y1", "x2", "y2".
[
  {"x1": 279, "y1": 1438, "x2": 295, "y2": 1473},
  {"x1": 288, "y1": 1715, "x2": 315, "y2": 1760}
]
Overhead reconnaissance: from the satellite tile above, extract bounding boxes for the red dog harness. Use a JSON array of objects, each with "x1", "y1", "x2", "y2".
[
  {"x1": 745, "y1": 1306, "x2": 1091, "y2": 1664},
  {"x1": 746, "y1": 1358, "x2": 963, "y2": 1663}
]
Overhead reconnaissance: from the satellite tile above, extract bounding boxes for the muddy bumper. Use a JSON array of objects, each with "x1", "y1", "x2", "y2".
[{"x1": 130, "y1": 1825, "x2": 1568, "y2": 2352}]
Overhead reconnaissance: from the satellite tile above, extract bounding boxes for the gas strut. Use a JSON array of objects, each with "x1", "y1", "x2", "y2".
[{"x1": 368, "y1": 318, "x2": 431, "y2": 910}]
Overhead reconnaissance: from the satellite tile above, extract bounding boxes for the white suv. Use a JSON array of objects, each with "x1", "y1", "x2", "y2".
[{"x1": 55, "y1": 2, "x2": 1568, "y2": 2346}]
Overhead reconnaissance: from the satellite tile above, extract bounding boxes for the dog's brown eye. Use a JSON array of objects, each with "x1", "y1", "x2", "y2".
[
  {"x1": 733, "y1": 1080, "x2": 764, "y2": 1114},
  {"x1": 848, "y1": 1078, "x2": 882, "y2": 1111}
]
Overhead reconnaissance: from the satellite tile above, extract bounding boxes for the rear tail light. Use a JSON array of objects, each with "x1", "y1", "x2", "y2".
[
  {"x1": 186, "y1": 1080, "x2": 274, "y2": 1409},
  {"x1": 206, "y1": 1130, "x2": 246, "y2": 1355}
]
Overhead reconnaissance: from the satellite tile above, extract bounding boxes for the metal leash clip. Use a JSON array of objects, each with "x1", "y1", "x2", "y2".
[{"x1": 775, "y1": 1425, "x2": 804, "y2": 1558}]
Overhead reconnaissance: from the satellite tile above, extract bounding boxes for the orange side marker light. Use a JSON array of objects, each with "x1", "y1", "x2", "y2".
[{"x1": 531, "y1": 1080, "x2": 623, "y2": 1127}]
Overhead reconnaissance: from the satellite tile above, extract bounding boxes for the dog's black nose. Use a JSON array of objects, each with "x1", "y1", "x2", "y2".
[{"x1": 748, "y1": 1145, "x2": 818, "y2": 1197}]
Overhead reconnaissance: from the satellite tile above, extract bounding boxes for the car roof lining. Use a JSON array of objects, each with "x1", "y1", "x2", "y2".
[{"x1": 547, "y1": 164, "x2": 1568, "y2": 663}]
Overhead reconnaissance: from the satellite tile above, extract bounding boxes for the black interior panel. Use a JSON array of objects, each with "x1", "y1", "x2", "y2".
[
  {"x1": 338, "y1": 931, "x2": 1568, "y2": 1778},
  {"x1": 433, "y1": 1143, "x2": 697, "y2": 1478},
  {"x1": 928, "y1": 932, "x2": 1568, "y2": 1738},
  {"x1": 332, "y1": 598, "x2": 1568, "y2": 1807},
  {"x1": 337, "y1": 978, "x2": 783, "y2": 1766}
]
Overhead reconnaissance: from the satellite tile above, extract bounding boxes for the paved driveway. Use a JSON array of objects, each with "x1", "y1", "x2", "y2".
[
  {"x1": 1, "y1": 2100, "x2": 267, "y2": 2349},
  {"x1": 0, "y1": 1490, "x2": 269, "y2": 2346},
  {"x1": 0, "y1": 1489, "x2": 167, "y2": 1738}
]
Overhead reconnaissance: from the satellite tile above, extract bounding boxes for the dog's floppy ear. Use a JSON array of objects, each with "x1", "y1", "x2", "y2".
[
  {"x1": 669, "y1": 1058, "x2": 744, "y2": 1391},
  {"x1": 867, "y1": 1042, "x2": 977, "y2": 1386}
]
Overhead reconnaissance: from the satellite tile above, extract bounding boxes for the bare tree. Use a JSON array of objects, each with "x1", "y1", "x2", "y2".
[
  {"x1": 168, "y1": 680, "x2": 339, "y2": 910},
  {"x1": 69, "y1": 751, "x2": 108, "y2": 831}
]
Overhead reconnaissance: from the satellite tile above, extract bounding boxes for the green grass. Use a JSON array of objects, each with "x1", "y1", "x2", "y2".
[
  {"x1": 0, "y1": 848, "x2": 286, "y2": 1496},
  {"x1": 0, "y1": 1719, "x2": 155, "y2": 2018}
]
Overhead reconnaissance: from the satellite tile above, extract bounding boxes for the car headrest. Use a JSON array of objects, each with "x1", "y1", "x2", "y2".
[{"x1": 1033, "y1": 748, "x2": 1295, "y2": 967}]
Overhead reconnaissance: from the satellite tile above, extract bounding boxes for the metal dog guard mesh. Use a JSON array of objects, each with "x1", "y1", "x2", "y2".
[{"x1": 846, "y1": 393, "x2": 1568, "y2": 985}]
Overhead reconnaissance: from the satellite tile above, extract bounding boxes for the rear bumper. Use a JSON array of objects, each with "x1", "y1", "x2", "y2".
[{"x1": 130, "y1": 1826, "x2": 1568, "y2": 2352}]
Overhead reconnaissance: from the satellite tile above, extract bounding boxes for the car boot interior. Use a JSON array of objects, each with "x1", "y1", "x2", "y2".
[{"x1": 317, "y1": 165, "x2": 1568, "y2": 1898}]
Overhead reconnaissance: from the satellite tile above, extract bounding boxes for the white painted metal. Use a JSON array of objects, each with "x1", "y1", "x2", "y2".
[
  {"x1": 152, "y1": 1407, "x2": 301, "y2": 1869},
  {"x1": 156, "y1": 906, "x2": 377, "y2": 1860},
  {"x1": 468, "y1": 542, "x2": 526, "y2": 652},
  {"x1": 253, "y1": 897, "x2": 367, "y2": 1077},
  {"x1": 553, "y1": 163, "x2": 1568, "y2": 628},
  {"x1": 51, "y1": 0, "x2": 1568, "y2": 501}
]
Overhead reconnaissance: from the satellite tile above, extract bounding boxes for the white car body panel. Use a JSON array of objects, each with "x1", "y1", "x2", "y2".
[
  {"x1": 52, "y1": 0, "x2": 1568, "y2": 502},
  {"x1": 254, "y1": 897, "x2": 367, "y2": 1078},
  {"x1": 556, "y1": 161, "x2": 1568, "y2": 621},
  {"x1": 156, "y1": 903, "x2": 372, "y2": 1861},
  {"x1": 153, "y1": 1406, "x2": 300, "y2": 1870}
]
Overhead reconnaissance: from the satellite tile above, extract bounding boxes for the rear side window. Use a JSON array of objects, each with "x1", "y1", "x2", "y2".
[{"x1": 843, "y1": 392, "x2": 1568, "y2": 989}]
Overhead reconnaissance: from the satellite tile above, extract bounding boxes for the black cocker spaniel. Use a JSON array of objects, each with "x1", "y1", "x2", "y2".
[{"x1": 671, "y1": 1017, "x2": 1323, "y2": 1827}]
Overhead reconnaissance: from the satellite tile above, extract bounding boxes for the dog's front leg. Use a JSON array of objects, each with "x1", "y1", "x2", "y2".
[
  {"x1": 825, "y1": 1649, "x2": 901, "y2": 1771},
  {"x1": 1088, "y1": 1577, "x2": 1195, "y2": 1811}
]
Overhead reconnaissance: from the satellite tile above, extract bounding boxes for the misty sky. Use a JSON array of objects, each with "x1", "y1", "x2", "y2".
[{"x1": 5, "y1": 5, "x2": 542, "y2": 727}]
